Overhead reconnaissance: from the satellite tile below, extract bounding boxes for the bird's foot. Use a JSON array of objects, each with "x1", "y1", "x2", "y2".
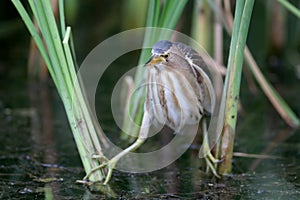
[
  {"x1": 203, "y1": 149, "x2": 223, "y2": 178},
  {"x1": 83, "y1": 155, "x2": 119, "y2": 185},
  {"x1": 83, "y1": 138, "x2": 147, "y2": 185},
  {"x1": 199, "y1": 118, "x2": 223, "y2": 178}
]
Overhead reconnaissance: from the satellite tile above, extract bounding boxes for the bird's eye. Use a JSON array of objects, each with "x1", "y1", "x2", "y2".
[{"x1": 161, "y1": 54, "x2": 169, "y2": 59}]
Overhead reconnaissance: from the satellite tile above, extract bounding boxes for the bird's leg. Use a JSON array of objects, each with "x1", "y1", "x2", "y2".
[
  {"x1": 84, "y1": 111, "x2": 151, "y2": 185},
  {"x1": 200, "y1": 118, "x2": 221, "y2": 178}
]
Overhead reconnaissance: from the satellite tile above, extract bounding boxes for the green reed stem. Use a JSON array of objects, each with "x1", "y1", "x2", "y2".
[
  {"x1": 12, "y1": 0, "x2": 104, "y2": 182},
  {"x1": 59, "y1": 0, "x2": 65, "y2": 37},
  {"x1": 277, "y1": 0, "x2": 300, "y2": 19},
  {"x1": 208, "y1": 0, "x2": 300, "y2": 128},
  {"x1": 217, "y1": 0, "x2": 255, "y2": 174}
]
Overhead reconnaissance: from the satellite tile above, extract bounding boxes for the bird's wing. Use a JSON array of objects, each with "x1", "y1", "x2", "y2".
[{"x1": 174, "y1": 42, "x2": 216, "y2": 116}]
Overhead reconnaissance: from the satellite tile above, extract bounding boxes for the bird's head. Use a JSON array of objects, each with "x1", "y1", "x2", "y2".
[{"x1": 145, "y1": 40, "x2": 172, "y2": 66}]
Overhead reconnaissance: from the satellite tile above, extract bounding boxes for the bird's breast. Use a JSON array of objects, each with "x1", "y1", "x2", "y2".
[{"x1": 145, "y1": 65, "x2": 204, "y2": 132}]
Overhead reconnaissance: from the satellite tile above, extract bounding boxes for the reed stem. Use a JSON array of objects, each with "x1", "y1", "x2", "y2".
[
  {"x1": 217, "y1": 0, "x2": 255, "y2": 174},
  {"x1": 12, "y1": 0, "x2": 104, "y2": 181}
]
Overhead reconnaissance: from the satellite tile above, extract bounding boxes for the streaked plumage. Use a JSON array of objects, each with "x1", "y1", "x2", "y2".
[{"x1": 145, "y1": 40, "x2": 215, "y2": 133}]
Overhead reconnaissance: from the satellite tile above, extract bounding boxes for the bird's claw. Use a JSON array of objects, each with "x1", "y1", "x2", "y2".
[
  {"x1": 83, "y1": 155, "x2": 118, "y2": 185},
  {"x1": 199, "y1": 117, "x2": 223, "y2": 178},
  {"x1": 203, "y1": 150, "x2": 222, "y2": 178}
]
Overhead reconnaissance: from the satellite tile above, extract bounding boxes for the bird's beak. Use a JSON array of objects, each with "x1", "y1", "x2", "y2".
[{"x1": 145, "y1": 55, "x2": 165, "y2": 66}]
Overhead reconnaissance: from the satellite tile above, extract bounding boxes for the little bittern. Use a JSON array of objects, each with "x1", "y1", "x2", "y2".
[{"x1": 84, "y1": 40, "x2": 220, "y2": 184}]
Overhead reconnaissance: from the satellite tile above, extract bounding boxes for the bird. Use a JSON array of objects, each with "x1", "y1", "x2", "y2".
[
  {"x1": 144, "y1": 40, "x2": 215, "y2": 132},
  {"x1": 84, "y1": 40, "x2": 220, "y2": 184}
]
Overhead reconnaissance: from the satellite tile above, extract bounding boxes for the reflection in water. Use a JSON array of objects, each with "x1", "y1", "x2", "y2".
[{"x1": 29, "y1": 81, "x2": 59, "y2": 199}]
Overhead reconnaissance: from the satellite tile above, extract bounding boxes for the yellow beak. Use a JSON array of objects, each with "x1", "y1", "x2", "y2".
[{"x1": 145, "y1": 55, "x2": 165, "y2": 66}]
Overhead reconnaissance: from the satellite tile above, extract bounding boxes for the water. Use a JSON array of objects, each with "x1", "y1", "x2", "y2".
[{"x1": 0, "y1": 71, "x2": 299, "y2": 199}]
